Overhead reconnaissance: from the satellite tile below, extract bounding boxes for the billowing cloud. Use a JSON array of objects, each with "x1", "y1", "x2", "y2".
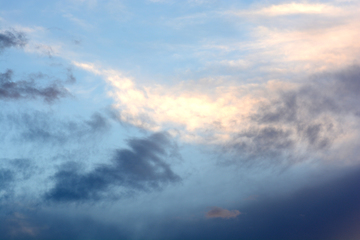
[
  {"x1": 0, "y1": 69, "x2": 69, "y2": 103},
  {"x1": 206, "y1": 207, "x2": 241, "y2": 219},
  {"x1": 45, "y1": 132, "x2": 181, "y2": 202}
]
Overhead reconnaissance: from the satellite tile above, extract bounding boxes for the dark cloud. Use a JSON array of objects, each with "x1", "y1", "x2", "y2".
[
  {"x1": 0, "y1": 69, "x2": 69, "y2": 103},
  {"x1": 132, "y1": 166, "x2": 360, "y2": 240},
  {"x1": 1, "y1": 166, "x2": 359, "y2": 240},
  {"x1": 0, "y1": 30, "x2": 27, "y2": 52},
  {"x1": 45, "y1": 132, "x2": 181, "y2": 202}
]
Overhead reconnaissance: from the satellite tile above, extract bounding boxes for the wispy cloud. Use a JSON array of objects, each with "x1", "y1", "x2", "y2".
[
  {"x1": 206, "y1": 207, "x2": 241, "y2": 219},
  {"x1": 241, "y1": 3, "x2": 342, "y2": 16},
  {"x1": 0, "y1": 70, "x2": 70, "y2": 103},
  {"x1": 63, "y1": 14, "x2": 93, "y2": 30}
]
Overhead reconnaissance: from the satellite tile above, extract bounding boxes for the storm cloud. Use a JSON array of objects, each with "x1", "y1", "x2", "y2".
[{"x1": 45, "y1": 132, "x2": 181, "y2": 202}]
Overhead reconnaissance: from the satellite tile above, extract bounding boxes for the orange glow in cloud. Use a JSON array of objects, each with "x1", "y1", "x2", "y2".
[
  {"x1": 206, "y1": 207, "x2": 241, "y2": 219},
  {"x1": 73, "y1": 61, "x2": 264, "y2": 142}
]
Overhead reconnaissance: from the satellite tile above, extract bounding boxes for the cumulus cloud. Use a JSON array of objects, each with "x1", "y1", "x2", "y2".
[
  {"x1": 206, "y1": 207, "x2": 241, "y2": 219},
  {"x1": 45, "y1": 132, "x2": 181, "y2": 202},
  {"x1": 0, "y1": 69, "x2": 69, "y2": 103}
]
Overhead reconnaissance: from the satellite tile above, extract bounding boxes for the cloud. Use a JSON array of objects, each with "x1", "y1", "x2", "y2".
[
  {"x1": 0, "y1": 209, "x2": 129, "y2": 240},
  {"x1": 63, "y1": 14, "x2": 93, "y2": 30},
  {"x1": 0, "y1": 159, "x2": 37, "y2": 203},
  {"x1": 45, "y1": 132, "x2": 181, "y2": 202},
  {"x1": 0, "y1": 30, "x2": 27, "y2": 52},
  {"x1": 0, "y1": 169, "x2": 14, "y2": 191},
  {"x1": 1, "y1": 111, "x2": 110, "y2": 145},
  {"x1": 5, "y1": 212, "x2": 41, "y2": 238},
  {"x1": 73, "y1": 61, "x2": 259, "y2": 138},
  {"x1": 223, "y1": 65, "x2": 360, "y2": 165},
  {"x1": 250, "y1": 3, "x2": 341, "y2": 16},
  {"x1": 0, "y1": 69, "x2": 70, "y2": 103},
  {"x1": 73, "y1": 59, "x2": 360, "y2": 168},
  {"x1": 207, "y1": 2, "x2": 360, "y2": 76},
  {"x1": 131, "y1": 166, "x2": 360, "y2": 240},
  {"x1": 206, "y1": 207, "x2": 241, "y2": 219},
  {"x1": 74, "y1": 61, "x2": 360, "y2": 163}
]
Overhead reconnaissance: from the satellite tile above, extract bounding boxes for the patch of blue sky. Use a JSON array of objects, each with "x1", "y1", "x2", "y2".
[{"x1": 1, "y1": 0, "x2": 257, "y2": 81}]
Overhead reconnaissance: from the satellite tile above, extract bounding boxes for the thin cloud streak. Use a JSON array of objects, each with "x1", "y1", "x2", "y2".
[{"x1": 206, "y1": 207, "x2": 241, "y2": 219}]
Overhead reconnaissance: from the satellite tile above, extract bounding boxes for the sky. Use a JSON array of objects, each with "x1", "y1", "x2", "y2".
[{"x1": 1, "y1": 0, "x2": 360, "y2": 239}]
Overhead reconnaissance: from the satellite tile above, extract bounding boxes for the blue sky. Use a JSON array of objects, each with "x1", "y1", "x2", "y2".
[{"x1": 1, "y1": 0, "x2": 360, "y2": 239}]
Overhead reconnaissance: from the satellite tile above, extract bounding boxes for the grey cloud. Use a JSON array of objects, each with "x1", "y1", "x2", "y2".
[
  {"x1": 0, "y1": 30, "x2": 27, "y2": 52},
  {"x1": 3, "y1": 111, "x2": 110, "y2": 145},
  {"x1": 0, "y1": 159, "x2": 36, "y2": 203},
  {"x1": 0, "y1": 69, "x2": 69, "y2": 103},
  {"x1": 225, "y1": 127, "x2": 294, "y2": 164},
  {"x1": 333, "y1": 65, "x2": 360, "y2": 97},
  {"x1": 0, "y1": 169, "x2": 14, "y2": 191},
  {"x1": 45, "y1": 132, "x2": 181, "y2": 202},
  {"x1": 1, "y1": 166, "x2": 359, "y2": 240},
  {"x1": 135, "y1": 166, "x2": 360, "y2": 240},
  {"x1": 255, "y1": 65, "x2": 360, "y2": 124},
  {"x1": 224, "y1": 65, "x2": 360, "y2": 164}
]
